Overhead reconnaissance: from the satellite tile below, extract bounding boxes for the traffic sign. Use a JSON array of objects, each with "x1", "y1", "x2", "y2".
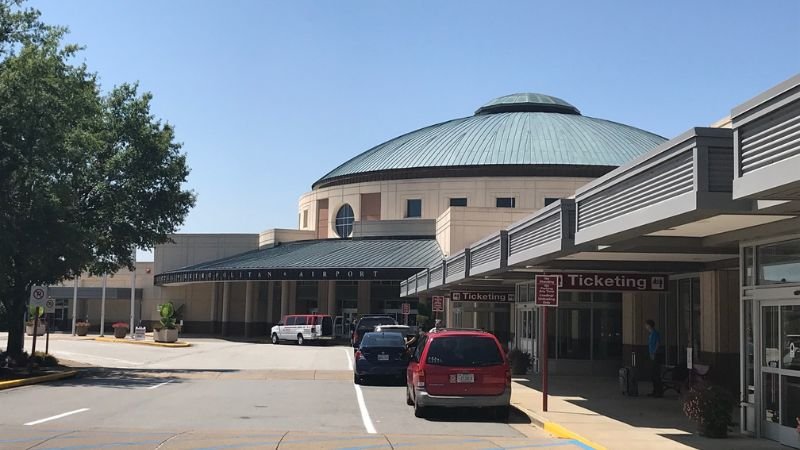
[
  {"x1": 44, "y1": 298, "x2": 55, "y2": 313},
  {"x1": 30, "y1": 286, "x2": 48, "y2": 309},
  {"x1": 535, "y1": 275, "x2": 559, "y2": 307},
  {"x1": 432, "y1": 296, "x2": 444, "y2": 312},
  {"x1": 401, "y1": 302, "x2": 410, "y2": 315}
]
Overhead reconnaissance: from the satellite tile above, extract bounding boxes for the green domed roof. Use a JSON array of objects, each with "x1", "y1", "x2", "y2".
[{"x1": 313, "y1": 93, "x2": 666, "y2": 189}]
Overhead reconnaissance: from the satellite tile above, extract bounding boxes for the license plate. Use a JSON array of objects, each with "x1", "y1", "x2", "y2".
[
  {"x1": 377, "y1": 354, "x2": 389, "y2": 361},
  {"x1": 450, "y1": 373, "x2": 474, "y2": 383}
]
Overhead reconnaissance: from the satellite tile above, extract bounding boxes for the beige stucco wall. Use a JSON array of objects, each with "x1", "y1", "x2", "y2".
[
  {"x1": 436, "y1": 207, "x2": 537, "y2": 256},
  {"x1": 298, "y1": 176, "x2": 593, "y2": 238},
  {"x1": 259, "y1": 229, "x2": 316, "y2": 248},
  {"x1": 154, "y1": 234, "x2": 259, "y2": 274}
]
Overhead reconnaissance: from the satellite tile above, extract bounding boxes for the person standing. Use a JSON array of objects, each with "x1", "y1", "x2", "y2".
[{"x1": 645, "y1": 319, "x2": 663, "y2": 398}]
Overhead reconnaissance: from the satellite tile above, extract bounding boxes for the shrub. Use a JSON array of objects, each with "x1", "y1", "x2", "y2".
[
  {"x1": 112, "y1": 322, "x2": 129, "y2": 329},
  {"x1": 29, "y1": 352, "x2": 59, "y2": 368},
  {"x1": 508, "y1": 348, "x2": 532, "y2": 375},
  {"x1": 683, "y1": 383, "x2": 735, "y2": 438}
]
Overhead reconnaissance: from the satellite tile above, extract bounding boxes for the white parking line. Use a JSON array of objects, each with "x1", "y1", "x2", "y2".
[
  {"x1": 343, "y1": 347, "x2": 354, "y2": 371},
  {"x1": 54, "y1": 350, "x2": 143, "y2": 366},
  {"x1": 146, "y1": 380, "x2": 173, "y2": 390},
  {"x1": 353, "y1": 384, "x2": 377, "y2": 434},
  {"x1": 24, "y1": 408, "x2": 89, "y2": 426}
]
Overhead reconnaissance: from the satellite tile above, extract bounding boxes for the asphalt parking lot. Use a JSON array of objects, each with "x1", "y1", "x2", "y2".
[{"x1": 0, "y1": 334, "x2": 585, "y2": 449}]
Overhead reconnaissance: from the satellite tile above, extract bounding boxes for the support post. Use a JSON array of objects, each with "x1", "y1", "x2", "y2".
[
  {"x1": 99, "y1": 274, "x2": 107, "y2": 337},
  {"x1": 327, "y1": 281, "x2": 336, "y2": 317},
  {"x1": 280, "y1": 281, "x2": 289, "y2": 319},
  {"x1": 221, "y1": 282, "x2": 231, "y2": 336},
  {"x1": 542, "y1": 307, "x2": 549, "y2": 412},
  {"x1": 129, "y1": 253, "x2": 136, "y2": 332},
  {"x1": 245, "y1": 281, "x2": 254, "y2": 337},
  {"x1": 266, "y1": 281, "x2": 274, "y2": 324},
  {"x1": 210, "y1": 283, "x2": 218, "y2": 333},
  {"x1": 71, "y1": 275, "x2": 79, "y2": 335}
]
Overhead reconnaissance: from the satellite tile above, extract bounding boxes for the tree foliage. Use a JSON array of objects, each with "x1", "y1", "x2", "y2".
[{"x1": 0, "y1": 0, "x2": 195, "y2": 356}]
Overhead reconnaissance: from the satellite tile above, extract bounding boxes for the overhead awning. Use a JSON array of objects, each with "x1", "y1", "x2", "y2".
[{"x1": 155, "y1": 238, "x2": 443, "y2": 285}]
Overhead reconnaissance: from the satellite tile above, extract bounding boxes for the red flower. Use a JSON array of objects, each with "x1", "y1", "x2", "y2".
[{"x1": 112, "y1": 322, "x2": 129, "y2": 329}]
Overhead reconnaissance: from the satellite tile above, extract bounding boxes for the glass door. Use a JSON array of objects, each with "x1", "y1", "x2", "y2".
[{"x1": 759, "y1": 301, "x2": 800, "y2": 448}]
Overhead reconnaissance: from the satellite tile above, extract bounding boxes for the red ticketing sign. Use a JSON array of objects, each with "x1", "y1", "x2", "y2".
[
  {"x1": 401, "y1": 302, "x2": 410, "y2": 315},
  {"x1": 432, "y1": 296, "x2": 444, "y2": 312},
  {"x1": 535, "y1": 275, "x2": 559, "y2": 307}
]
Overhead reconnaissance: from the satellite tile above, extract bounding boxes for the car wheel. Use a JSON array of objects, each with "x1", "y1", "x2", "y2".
[
  {"x1": 297, "y1": 334, "x2": 304, "y2": 345},
  {"x1": 494, "y1": 406, "x2": 510, "y2": 421},
  {"x1": 354, "y1": 373, "x2": 361, "y2": 385},
  {"x1": 271, "y1": 333, "x2": 279, "y2": 345},
  {"x1": 406, "y1": 385, "x2": 414, "y2": 406},
  {"x1": 413, "y1": 396, "x2": 426, "y2": 418}
]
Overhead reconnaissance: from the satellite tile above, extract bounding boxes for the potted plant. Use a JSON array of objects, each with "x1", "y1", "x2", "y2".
[
  {"x1": 153, "y1": 302, "x2": 178, "y2": 343},
  {"x1": 683, "y1": 383, "x2": 735, "y2": 438},
  {"x1": 507, "y1": 348, "x2": 532, "y2": 375},
  {"x1": 25, "y1": 319, "x2": 46, "y2": 336},
  {"x1": 112, "y1": 322, "x2": 129, "y2": 338},
  {"x1": 75, "y1": 320, "x2": 90, "y2": 336}
]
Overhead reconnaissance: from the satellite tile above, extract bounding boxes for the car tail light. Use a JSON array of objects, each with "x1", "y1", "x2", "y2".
[
  {"x1": 416, "y1": 369, "x2": 426, "y2": 388},
  {"x1": 355, "y1": 350, "x2": 366, "y2": 361}
]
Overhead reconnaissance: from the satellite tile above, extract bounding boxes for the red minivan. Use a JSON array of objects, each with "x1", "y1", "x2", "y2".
[{"x1": 406, "y1": 329, "x2": 511, "y2": 419}]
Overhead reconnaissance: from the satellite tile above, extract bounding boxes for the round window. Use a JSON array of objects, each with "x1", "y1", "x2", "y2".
[{"x1": 335, "y1": 204, "x2": 355, "y2": 238}]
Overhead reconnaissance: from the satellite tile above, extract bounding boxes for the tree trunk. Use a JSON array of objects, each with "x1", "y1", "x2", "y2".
[{"x1": 4, "y1": 289, "x2": 27, "y2": 358}]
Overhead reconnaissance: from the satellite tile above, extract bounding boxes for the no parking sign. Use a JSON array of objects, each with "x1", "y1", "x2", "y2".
[{"x1": 29, "y1": 286, "x2": 48, "y2": 310}]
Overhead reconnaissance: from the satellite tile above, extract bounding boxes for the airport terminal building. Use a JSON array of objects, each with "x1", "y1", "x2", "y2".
[{"x1": 51, "y1": 77, "x2": 800, "y2": 447}]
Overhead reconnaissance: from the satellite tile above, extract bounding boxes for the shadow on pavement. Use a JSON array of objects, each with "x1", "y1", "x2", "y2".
[
  {"x1": 422, "y1": 405, "x2": 532, "y2": 425},
  {"x1": 54, "y1": 367, "x2": 239, "y2": 389}
]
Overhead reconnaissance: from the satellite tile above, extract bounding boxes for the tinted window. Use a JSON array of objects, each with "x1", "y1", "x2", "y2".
[
  {"x1": 361, "y1": 333, "x2": 405, "y2": 348},
  {"x1": 544, "y1": 197, "x2": 559, "y2": 206},
  {"x1": 426, "y1": 336, "x2": 503, "y2": 367},
  {"x1": 496, "y1": 197, "x2": 516, "y2": 208},
  {"x1": 285, "y1": 317, "x2": 296, "y2": 326},
  {"x1": 335, "y1": 204, "x2": 355, "y2": 238},
  {"x1": 406, "y1": 199, "x2": 422, "y2": 218},
  {"x1": 357, "y1": 317, "x2": 397, "y2": 331},
  {"x1": 414, "y1": 335, "x2": 428, "y2": 361},
  {"x1": 449, "y1": 198, "x2": 467, "y2": 207}
]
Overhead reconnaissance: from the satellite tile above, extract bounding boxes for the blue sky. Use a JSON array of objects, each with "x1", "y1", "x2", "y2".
[{"x1": 30, "y1": 0, "x2": 800, "y2": 260}]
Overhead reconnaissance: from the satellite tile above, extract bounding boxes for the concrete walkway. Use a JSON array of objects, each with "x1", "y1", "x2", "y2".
[{"x1": 510, "y1": 375, "x2": 786, "y2": 450}]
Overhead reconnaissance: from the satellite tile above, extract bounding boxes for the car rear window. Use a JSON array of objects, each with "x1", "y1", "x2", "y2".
[
  {"x1": 361, "y1": 333, "x2": 405, "y2": 348},
  {"x1": 425, "y1": 336, "x2": 503, "y2": 367},
  {"x1": 357, "y1": 317, "x2": 396, "y2": 331}
]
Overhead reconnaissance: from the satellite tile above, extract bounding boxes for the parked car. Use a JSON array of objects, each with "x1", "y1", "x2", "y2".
[
  {"x1": 354, "y1": 332, "x2": 410, "y2": 384},
  {"x1": 351, "y1": 315, "x2": 398, "y2": 347},
  {"x1": 406, "y1": 329, "x2": 511, "y2": 419},
  {"x1": 271, "y1": 314, "x2": 334, "y2": 345}
]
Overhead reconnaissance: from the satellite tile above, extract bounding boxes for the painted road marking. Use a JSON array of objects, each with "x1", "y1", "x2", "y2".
[
  {"x1": 344, "y1": 347, "x2": 354, "y2": 370},
  {"x1": 53, "y1": 350, "x2": 143, "y2": 366},
  {"x1": 353, "y1": 384, "x2": 377, "y2": 434},
  {"x1": 146, "y1": 379, "x2": 173, "y2": 390},
  {"x1": 24, "y1": 408, "x2": 89, "y2": 426}
]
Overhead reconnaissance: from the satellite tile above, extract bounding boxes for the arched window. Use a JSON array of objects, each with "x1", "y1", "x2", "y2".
[{"x1": 335, "y1": 204, "x2": 355, "y2": 238}]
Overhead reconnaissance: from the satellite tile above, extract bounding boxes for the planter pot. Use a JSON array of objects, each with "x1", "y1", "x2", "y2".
[
  {"x1": 698, "y1": 423, "x2": 728, "y2": 438},
  {"x1": 113, "y1": 327, "x2": 128, "y2": 339},
  {"x1": 154, "y1": 328, "x2": 178, "y2": 343},
  {"x1": 26, "y1": 323, "x2": 46, "y2": 336},
  {"x1": 75, "y1": 325, "x2": 89, "y2": 336},
  {"x1": 511, "y1": 362, "x2": 529, "y2": 375}
]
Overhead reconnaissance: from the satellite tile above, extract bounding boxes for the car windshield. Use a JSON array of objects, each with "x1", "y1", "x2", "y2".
[
  {"x1": 425, "y1": 336, "x2": 503, "y2": 367},
  {"x1": 361, "y1": 332, "x2": 405, "y2": 348},
  {"x1": 357, "y1": 317, "x2": 396, "y2": 331}
]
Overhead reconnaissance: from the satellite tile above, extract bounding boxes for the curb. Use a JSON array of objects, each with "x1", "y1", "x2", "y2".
[
  {"x1": 94, "y1": 337, "x2": 191, "y2": 348},
  {"x1": 0, "y1": 370, "x2": 79, "y2": 391},
  {"x1": 512, "y1": 401, "x2": 607, "y2": 450}
]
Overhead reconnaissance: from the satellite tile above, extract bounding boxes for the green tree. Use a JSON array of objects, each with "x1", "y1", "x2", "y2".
[{"x1": 0, "y1": 0, "x2": 195, "y2": 358}]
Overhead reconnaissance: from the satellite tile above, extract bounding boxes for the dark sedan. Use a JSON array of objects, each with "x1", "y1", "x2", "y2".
[{"x1": 353, "y1": 332, "x2": 410, "y2": 385}]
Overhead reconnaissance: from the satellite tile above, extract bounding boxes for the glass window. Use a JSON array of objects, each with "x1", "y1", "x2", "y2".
[
  {"x1": 783, "y1": 376, "x2": 800, "y2": 428},
  {"x1": 764, "y1": 372, "x2": 780, "y2": 423},
  {"x1": 406, "y1": 199, "x2": 422, "y2": 218},
  {"x1": 285, "y1": 317, "x2": 296, "y2": 326},
  {"x1": 781, "y1": 305, "x2": 800, "y2": 371},
  {"x1": 496, "y1": 197, "x2": 516, "y2": 208},
  {"x1": 743, "y1": 299, "x2": 754, "y2": 392},
  {"x1": 764, "y1": 306, "x2": 780, "y2": 368},
  {"x1": 544, "y1": 197, "x2": 560, "y2": 206},
  {"x1": 449, "y1": 197, "x2": 468, "y2": 207},
  {"x1": 334, "y1": 204, "x2": 355, "y2": 238},
  {"x1": 758, "y1": 238, "x2": 800, "y2": 285},
  {"x1": 593, "y1": 293, "x2": 622, "y2": 360},
  {"x1": 425, "y1": 336, "x2": 503, "y2": 366},
  {"x1": 743, "y1": 246, "x2": 754, "y2": 286},
  {"x1": 302, "y1": 210, "x2": 308, "y2": 229}
]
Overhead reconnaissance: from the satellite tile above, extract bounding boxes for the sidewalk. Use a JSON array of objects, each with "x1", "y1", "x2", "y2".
[{"x1": 510, "y1": 375, "x2": 785, "y2": 450}]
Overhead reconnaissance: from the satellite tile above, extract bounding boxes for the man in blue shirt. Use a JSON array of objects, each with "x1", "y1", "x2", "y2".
[{"x1": 645, "y1": 319, "x2": 663, "y2": 397}]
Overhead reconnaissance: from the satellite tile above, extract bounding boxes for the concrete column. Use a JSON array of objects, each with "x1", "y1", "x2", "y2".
[
  {"x1": 280, "y1": 281, "x2": 289, "y2": 319},
  {"x1": 245, "y1": 281, "x2": 255, "y2": 337},
  {"x1": 210, "y1": 283, "x2": 218, "y2": 333},
  {"x1": 357, "y1": 281, "x2": 371, "y2": 315},
  {"x1": 266, "y1": 281, "x2": 275, "y2": 323},
  {"x1": 288, "y1": 281, "x2": 297, "y2": 314},
  {"x1": 221, "y1": 282, "x2": 231, "y2": 336},
  {"x1": 317, "y1": 282, "x2": 328, "y2": 314},
  {"x1": 327, "y1": 281, "x2": 336, "y2": 317}
]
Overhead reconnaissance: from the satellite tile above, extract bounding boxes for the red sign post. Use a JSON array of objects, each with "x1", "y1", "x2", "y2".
[{"x1": 535, "y1": 275, "x2": 559, "y2": 412}]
